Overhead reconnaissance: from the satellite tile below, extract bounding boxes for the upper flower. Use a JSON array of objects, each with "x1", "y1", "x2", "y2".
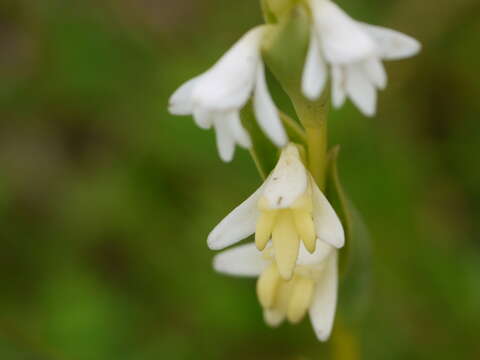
[
  {"x1": 302, "y1": 0, "x2": 421, "y2": 116},
  {"x1": 208, "y1": 144, "x2": 344, "y2": 280},
  {"x1": 213, "y1": 240, "x2": 338, "y2": 342},
  {"x1": 169, "y1": 26, "x2": 288, "y2": 162}
]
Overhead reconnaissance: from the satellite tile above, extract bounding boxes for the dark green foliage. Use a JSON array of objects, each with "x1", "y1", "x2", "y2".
[{"x1": 0, "y1": 0, "x2": 479, "y2": 359}]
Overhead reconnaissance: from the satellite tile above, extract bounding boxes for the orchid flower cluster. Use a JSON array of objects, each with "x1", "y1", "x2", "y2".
[{"x1": 169, "y1": 0, "x2": 420, "y2": 342}]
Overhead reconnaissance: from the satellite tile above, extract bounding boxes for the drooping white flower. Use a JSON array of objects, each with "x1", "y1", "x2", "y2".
[
  {"x1": 213, "y1": 240, "x2": 338, "y2": 342},
  {"x1": 169, "y1": 26, "x2": 288, "y2": 162},
  {"x1": 302, "y1": 0, "x2": 421, "y2": 116},
  {"x1": 208, "y1": 144, "x2": 344, "y2": 280}
]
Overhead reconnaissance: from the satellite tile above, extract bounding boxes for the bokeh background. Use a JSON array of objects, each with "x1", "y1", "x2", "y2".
[{"x1": 1, "y1": 0, "x2": 479, "y2": 359}]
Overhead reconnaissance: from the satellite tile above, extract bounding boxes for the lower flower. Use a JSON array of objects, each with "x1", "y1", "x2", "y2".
[
  {"x1": 213, "y1": 240, "x2": 338, "y2": 342},
  {"x1": 208, "y1": 144, "x2": 344, "y2": 281}
]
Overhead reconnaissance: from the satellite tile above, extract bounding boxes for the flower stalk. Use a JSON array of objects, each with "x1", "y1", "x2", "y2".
[{"x1": 290, "y1": 92, "x2": 329, "y2": 190}]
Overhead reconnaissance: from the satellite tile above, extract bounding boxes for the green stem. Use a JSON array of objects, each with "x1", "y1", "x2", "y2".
[
  {"x1": 306, "y1": 121, "x2": 328, "y2": 189},
  {"x1": 289, "y1": 92, "x2": 329, "y2": 190}
]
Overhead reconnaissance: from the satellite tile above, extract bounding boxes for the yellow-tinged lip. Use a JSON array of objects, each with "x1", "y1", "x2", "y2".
[
  {"x1": 271, "y1": 210, "x2": 300, "y2": 280},
  {"x1": 257, "y1": 264, "x2": 317, "y2": 326},
  {"x1": 255, "y1": 178, "x2": 317, "y2": 278}
]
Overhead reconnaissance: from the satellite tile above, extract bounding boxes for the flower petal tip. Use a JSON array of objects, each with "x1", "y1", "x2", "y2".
[
  {"x1": 335, "y1": 236, "x2": 345, "y2": 249},
  {"x1": 275, "y1": 134, "x2": 289, "y2": 149},
  {"x1": 211, "y1": 254, "x2": 223, "y2": 272},
  {"x1": 410, "y1": 39, "x2": 422, "y2": 56},
  {"x1": 303, "y1": 88, "x2": 322, "y2": 102},
  {"x1": 207, "y1": 236, "x2": 223, "y2": 251},
  {"x1": 219, "y1": 154, "x2": 234, "y2": 163},
  {"x1": 318, "y1": 236, "x2": 344, "y2": 249},
  {"x1": 168, "y1": 101, "x2": 186, "y2": 116},
  {"x1": 315, "y1": 329, "x2": 331, "y2": 342},
  {"x1": 264, "y1": 309, "x2": 285, "y2": 328}
]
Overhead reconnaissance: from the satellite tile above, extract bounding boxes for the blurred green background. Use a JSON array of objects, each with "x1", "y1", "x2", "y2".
[{"x1": 1, "y1": 0, "x2": 479, "y2": 359}]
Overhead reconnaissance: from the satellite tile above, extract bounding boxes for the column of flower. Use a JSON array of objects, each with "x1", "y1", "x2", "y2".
[{"x1": 169, "y1": 0, "x2": 420, "y2": 342}]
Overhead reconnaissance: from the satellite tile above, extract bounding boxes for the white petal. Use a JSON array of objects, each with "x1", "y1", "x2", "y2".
[
  {"x1": 302, "y1": 29, "x2": 328, "y2": 100},
  {"x1": 311, "y1": 177, "x2": 345, "y2": 248},
  {"x1": 213, "y1": 243, "x2": 266, "y2": 277},
  {"x1": 207, "y1": 180, "x2": 268, "y2": 250},
  {"x1": 213, "y1": 118, "x2": 236, "y2": 162},
  {"x1": 193, "y1": 107, "x2": 213, "y2": 129},
  {"x1": 363, "y1": 57, "x2": 387, "y2": 90},
  {"x1": 192, "y1": 27, "x2": 265, "y2": 112},
  {"x1": 253, "y1": 62, "x2": 288, "y2": 148},
  {"x1": 226, "y1": 111, "x2": 252, "y2": 149},
  {"x1": 360, "y1": 23, "x2": 421, "y2": 60},
  {"x1": 168, "y1": 77, "x2": 198, "y2": 115},
  {"x1": 331, "y1": 65, "x2": 346, "y2": 108},
  {"x1": 309, "y1": 251, "x2": 338, "y2": 342},
  {"x1": 311, "y1": 0, "x2": 376, "y2": 64},
  {"x1": 345, "y1": 63, "x2": 377, "y2": 117},
  {"x1": 297, "y1": 240, "x2": 334, "y2": 267},
  {"x1": 263, "y1": 145, "x2": 308, "y2": 209}
]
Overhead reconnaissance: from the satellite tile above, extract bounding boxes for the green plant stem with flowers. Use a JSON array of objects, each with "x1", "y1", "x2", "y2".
[{"x1": 169, "y1": 0, "x2": 420, "y2": 355}]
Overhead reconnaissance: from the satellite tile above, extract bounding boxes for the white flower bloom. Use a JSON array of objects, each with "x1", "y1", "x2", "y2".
[
  {"x1": 169, "y1": 26, "x2": 288, "y2": 162},
  {"x1": 302, "y1": 0, "x2": 421, "y2": 116},
  {"x1": 213, "y1": 241, "x2": 338, "y2": 342},
  {"x1": 208, "y1": 144, "x2": 344, "y2": 280}
]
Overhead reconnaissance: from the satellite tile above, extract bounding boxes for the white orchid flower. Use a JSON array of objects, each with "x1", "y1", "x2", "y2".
[
  {"x1": 302, "y1": 0, "x2": 421, "y2": 116},
  {"x1": 214, "y1": 240, "x2": 338, "y2": 342},
  {"x1": 169, "y1": 26, "x2": 288, "y2": 162},
  {"x1": 208, "y1": 144, "x2": 344, "y2": 280}
]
